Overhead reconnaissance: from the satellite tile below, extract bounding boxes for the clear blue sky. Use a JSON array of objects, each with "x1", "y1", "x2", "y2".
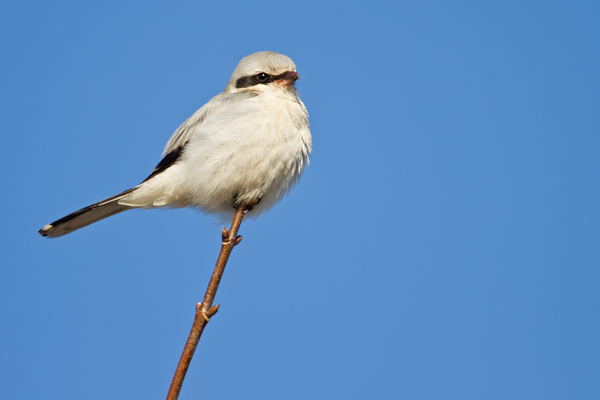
[{"x1": 2, "y1": 1, "x2": 599, "y2": 399}]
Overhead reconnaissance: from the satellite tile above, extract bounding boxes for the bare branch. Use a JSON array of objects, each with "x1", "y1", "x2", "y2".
[{"x1": 166, "y1": 202, "x2": 250, "y2": 400}]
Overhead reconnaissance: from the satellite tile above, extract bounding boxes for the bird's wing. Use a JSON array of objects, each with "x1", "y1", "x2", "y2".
[
  {"x1": 142, "y1": 91, "x2": 260, "y2": 183},
  {"x1": 162, "y1": 90, "x2": 259, "y2": 156}
]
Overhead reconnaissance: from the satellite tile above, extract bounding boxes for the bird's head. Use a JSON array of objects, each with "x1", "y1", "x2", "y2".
[{"x1": 226, "y1": 51, "x2": 300, "y2": 94}]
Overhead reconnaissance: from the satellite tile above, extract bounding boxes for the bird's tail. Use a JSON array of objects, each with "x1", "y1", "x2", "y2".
[{"x1": 39, "y1": 188, "x2": 138, "y2": 238}]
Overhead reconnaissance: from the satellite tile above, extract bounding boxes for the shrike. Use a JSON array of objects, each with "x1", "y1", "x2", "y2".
[{"x1": 39, "y1": 52, "x2": 312, "y2": 238}]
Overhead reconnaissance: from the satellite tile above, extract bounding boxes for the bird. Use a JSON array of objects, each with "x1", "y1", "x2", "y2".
[{"x1": 39, "y1": 51, "x2": 312, "y2": 238}]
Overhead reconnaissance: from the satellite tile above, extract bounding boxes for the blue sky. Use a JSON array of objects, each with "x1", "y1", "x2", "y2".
[{"x1": 2, "y1": 1, "x2": 599, "y2": 399}]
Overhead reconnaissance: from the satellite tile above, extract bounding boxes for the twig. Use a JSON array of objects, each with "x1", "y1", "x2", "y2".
[{"x1": 166, "y1": 202, "x2": 250, "y2": 400}]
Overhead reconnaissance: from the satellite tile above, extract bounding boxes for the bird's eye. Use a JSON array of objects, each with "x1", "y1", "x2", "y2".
[{"x1": 256, "y1": 73, "x2": 270, "y2": 82}]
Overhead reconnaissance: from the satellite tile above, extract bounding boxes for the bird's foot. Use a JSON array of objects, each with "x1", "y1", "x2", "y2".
[
  {"x1": 244, "y1": 198, "x2": 261, "y2": 213},
  {"x1": 233, "y1": 197, "x2": 262, "y2": 213}
]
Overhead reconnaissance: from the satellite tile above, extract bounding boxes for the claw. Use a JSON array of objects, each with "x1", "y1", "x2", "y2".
[{"x1": 243, "y1": 198, "x2": 262, "y2": 213}]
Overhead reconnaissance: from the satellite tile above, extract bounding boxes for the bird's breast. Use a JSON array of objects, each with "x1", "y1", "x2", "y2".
[{"x1": 172, "y1": 92, "x2": 311, "y2": 215}]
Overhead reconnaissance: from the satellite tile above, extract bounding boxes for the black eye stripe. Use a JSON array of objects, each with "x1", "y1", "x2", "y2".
[{"x1": 235, "y1": 72, "x2": 292, "y2": 89}]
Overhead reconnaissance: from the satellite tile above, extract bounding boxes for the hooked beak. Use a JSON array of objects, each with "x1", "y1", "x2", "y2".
[{"x1": 277, "y1": 71, "x2": 299, "y2": 87}]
